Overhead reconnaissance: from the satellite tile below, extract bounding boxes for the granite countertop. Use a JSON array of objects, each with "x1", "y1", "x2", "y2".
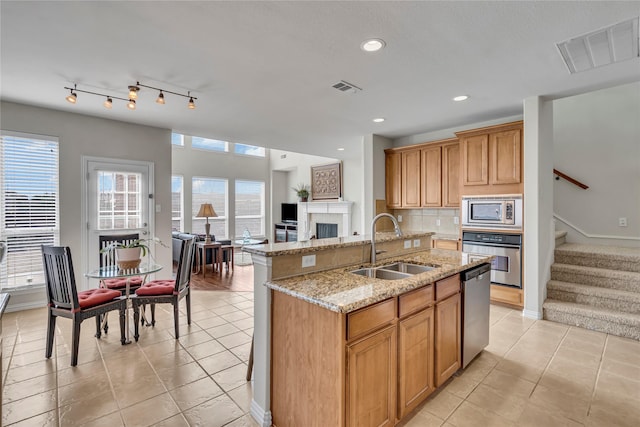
[
  {"x1": 243, "y1": 231, "x2": 435, "y2": 257},
  {"x1": 265, "y1": 249, "x2": 492, "y2": 313},
  {"x1": 432, "y1": 233, "x2": 460, "y2": 241}
]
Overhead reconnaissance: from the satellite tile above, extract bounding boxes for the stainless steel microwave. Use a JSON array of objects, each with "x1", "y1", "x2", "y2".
[{"x1": 461, "y1": 195, "x2": 523, "y2": 230}]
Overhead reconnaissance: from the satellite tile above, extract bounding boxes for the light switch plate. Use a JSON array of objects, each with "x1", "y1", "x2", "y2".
[
  {"x1": 436, "y1": 219, "x2": 441, "y2": 227},
  {"x1": 397, "y1": 215, "x2": 403, "y2": 222},
  {"x1": 155, "y1": 204, "x2": 161, "y2": 213},
  {"x1": 413, "y1": 239, "x2": 421, "y2": 247},
  {"x1": 454, "y1": 216, "x2": 459, "y2": 225},
  {"x1": 302, "y1": 254, "x2": 316, "y2": 268},
  {"x1": 619, "y1": 217, "x2": 628, "y2": 227},
  {"x1": 404, "y1": 240, "x2": 412, "y2": 249}
]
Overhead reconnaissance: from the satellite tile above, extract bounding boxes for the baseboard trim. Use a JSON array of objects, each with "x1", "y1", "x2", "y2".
[
  {"x1": 5, "y1": 300, "x2": 46, "y2": 313},
  {"x1": 522, "y1": 309, "x2": 543, "y2": 320},
  {"x1": 250, "y1": 399, "x2": 272, "y2": 427}
]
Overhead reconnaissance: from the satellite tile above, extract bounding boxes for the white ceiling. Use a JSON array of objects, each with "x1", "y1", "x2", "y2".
[{"x1": 1, "y1": 1, "x2": 639, "y2": 159}]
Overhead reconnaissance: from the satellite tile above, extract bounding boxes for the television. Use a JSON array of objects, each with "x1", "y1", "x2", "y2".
[{"x1": 281, "y1": 203, "x2": 298, "y2": 223}]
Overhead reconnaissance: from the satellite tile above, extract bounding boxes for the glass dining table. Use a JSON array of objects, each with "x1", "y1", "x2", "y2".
[{"x1": 86, "y1": 263, "x2": 162, "y2": 344}]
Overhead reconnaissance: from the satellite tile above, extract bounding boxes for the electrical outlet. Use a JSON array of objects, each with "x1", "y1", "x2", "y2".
[
  {"x1": 619, "y1": 217, "x2": 628, "y2": 227},
  {"x1": 413, "y1": 239, "x2": 421, "y2": 248},
  {"x1": 453, "y1": 216, "x2": 459, "y2": 225},
  {"x1": 155, "y1": 204, "x2": 161, "y2": 213},
  {"x1": 397, "y1": 215, "x2": 403, "y2": 223},
  {"x1": 404, "y1": 240, "x2": 412, "y2": 249},
  {"x1": 436, "y1": 219, "x2": 441, "y2": 227},
  {"x1": 302, "y1": 254, "x2": 316, "y2": 268}
]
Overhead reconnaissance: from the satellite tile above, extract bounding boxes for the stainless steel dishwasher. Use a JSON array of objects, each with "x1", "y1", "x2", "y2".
[{"x1": 461, "y1": 263, "x2": 491, "y2": 368}]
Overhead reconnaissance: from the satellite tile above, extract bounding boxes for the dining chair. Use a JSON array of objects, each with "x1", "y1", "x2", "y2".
[
  {"x1": 42, "y1": 245, "x2": 126, "y2": 366},
  {"x1": 131, "y1": 236, "x2": 195, "y2": 340}
]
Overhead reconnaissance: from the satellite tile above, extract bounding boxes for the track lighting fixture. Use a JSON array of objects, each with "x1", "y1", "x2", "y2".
[{"x1": 63, "y1": 81, "x2": 198, "y2": 111}]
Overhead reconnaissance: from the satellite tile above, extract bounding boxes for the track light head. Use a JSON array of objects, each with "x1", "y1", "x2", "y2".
[
  {"x1": 188, "y1": 97, "x2": 196, "y2": 110},
  {"x1": 127, "y1": 99, "x2": 136, "y2": 110},
  {"x1": 104, "y1": 97, "x2": 113, "y2": 109},
  {"x1": 128, "y1": 85, "x2": 140, "y2": 100},
  {"x1": 66, "y1": 89, "x2": 77, "y2": 104},
  {"x1": 156, "y1": 91, "x2": 165, "y2": 105}
]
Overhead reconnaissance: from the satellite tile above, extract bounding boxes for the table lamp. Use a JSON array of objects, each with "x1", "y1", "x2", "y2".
[{"x1": 196, "y1": 203, "x2": 217, "y2": 243}]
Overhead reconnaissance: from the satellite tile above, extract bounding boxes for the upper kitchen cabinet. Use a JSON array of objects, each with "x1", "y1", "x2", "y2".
[
  {"x1": 385, "y1": 152, "x2": 402, "y2": 208},
  {"x1": 456, "y1": 121, "x2": 523, "y2": 196},
  {"x1": 385, "y1": 138, "x2": 460, "y2": 209}
]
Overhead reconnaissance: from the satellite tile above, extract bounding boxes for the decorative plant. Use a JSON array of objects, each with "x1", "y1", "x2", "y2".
[
  {"x1": 292, "y1": 183, "x2": 310, "y2": 199},
  {"x1": 100, "y1": 237, "x2": 167, "y2": 257}
]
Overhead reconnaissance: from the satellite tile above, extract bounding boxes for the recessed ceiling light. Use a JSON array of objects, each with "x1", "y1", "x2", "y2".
[
  {"x1": 337, "y1": 148, "x2": 345, "y2": 151},
  {"x1": 453, "y1": 95, "x2": 469, "y2": 102},
  {"x1": 373, "y1": 117, "x2": 385, "y2": 123},
  {"x1": 361, "y1": 38, "x2": 386, "y2": 52}
]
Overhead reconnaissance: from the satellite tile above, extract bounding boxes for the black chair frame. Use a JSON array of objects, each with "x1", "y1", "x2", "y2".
[
  {"x1": 132, "y1": 237, "x2": 195, "y2": 340},
  {"x1": 42, "y1": 245, "x2": 126, "y2": 366}
]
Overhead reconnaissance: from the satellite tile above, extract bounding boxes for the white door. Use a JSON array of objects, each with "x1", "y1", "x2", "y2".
[{"x1": 83, "y1": 157, "x2": 154, "y2": 289}]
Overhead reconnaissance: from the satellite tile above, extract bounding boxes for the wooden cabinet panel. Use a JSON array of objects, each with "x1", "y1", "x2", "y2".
[
  {"x1": 432, "y1": 239, "x2": 459, "y2": 251},
  {"x1": 401, "y1": 150, "x2": 421, "y2": 207},
  {"x1": 421, "y1": 146, "x2": 442, "y2": 207},
  {"x1": 385, "y1": 152, "x2": 401, "y2": 208},
  {"x1": 347, "y1": 325, "x2": 397, "y2": 427},
  {"x1": 347, "y1": 298, "x2": 395, "y2": 342},
  {"x1": 442, "y1": 143, "x2": 460, "y2": 207},
  {"x1": 491, "y1": 129, "x2": 521, "y2": 185},
  {"x1": 398, "y1": 307, "x2": 435, "y2": 419},
  {"x1": 490, "y1": 284, "x2": 523, "y2": 308},
  {"x1": 435, "y1": 292, "x2": 461, "y2": 387},
  {"x1": 398, "y1": 285, "x2": 434, "y2": 318},
  {"x1": 461, "y1": 135, "x2": 488, "y2": 186},
  {"x1": 435, "y1": 275, "x2": 461, "y2": 302}
]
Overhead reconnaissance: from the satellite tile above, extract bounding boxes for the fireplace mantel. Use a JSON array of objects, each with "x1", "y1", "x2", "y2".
[{"x1": 298, "y1": 201, "x2": 353, "y2": 239}]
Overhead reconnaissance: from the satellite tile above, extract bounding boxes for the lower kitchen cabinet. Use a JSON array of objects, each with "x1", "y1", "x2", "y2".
[
  {"x1": 435, "y1": 292, "x2": 461, "y2": 387},
  {"x1": 397, "y1": 306, "x2": 435, "y2": 419},
  {"x1": 347, "y1": 324, "x2": 397, "y2": 427}
]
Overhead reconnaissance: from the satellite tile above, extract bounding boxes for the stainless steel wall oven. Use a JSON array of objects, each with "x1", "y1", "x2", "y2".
[{"x1": 462, "y1": 231, "x2": 522, "y2": 288}]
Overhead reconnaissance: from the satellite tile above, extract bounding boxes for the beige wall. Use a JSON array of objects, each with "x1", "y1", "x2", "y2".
[{"x1": 1, "y1": 101, "x2": 172, "y2": 304}]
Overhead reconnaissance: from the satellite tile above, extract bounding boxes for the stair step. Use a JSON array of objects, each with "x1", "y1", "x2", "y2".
[
  {"x1": 555, "y1": 243, "x2": 640, "y2": 273},
  {"x1": 547, "y1": 280, "x2": 640, "y2": 314},
  {"x1": 554, "y1": 231, "x2": 567, "y2": 248},
  {"x1": 543, "y1": 299, "x2": 640, "y2": 340},
  {"x1": 551, "y1": 263, "x2": 640, "y2": 293}
]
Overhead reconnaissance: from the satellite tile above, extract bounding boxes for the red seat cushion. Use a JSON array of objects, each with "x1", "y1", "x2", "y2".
[
  {"x1": 136, "y1": 280, "x2": 175, "y2": 296},
  {"x1": 103, "y1": 276, "x2": 143, "y2": 289},
  {"x1": 78, "y1": 288, "x2": 121, "y2": 309}
]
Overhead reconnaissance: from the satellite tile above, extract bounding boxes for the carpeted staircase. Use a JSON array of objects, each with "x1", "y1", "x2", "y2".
[{"x1": 543, "y1": 233, "x2": 640, "y2": 340}]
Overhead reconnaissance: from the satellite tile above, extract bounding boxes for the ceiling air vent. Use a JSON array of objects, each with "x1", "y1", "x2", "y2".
[
  {"x1": 332, "y1": 80, "x2": 362, "y2": 93},
  {"x1": 557, "y1": 17, "x2": 639, "y2": 74}
]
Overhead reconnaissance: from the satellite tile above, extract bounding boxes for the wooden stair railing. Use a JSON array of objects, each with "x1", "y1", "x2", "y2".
[{"x1": 553, "y1": 169, "x2": 589, "y2": 189}]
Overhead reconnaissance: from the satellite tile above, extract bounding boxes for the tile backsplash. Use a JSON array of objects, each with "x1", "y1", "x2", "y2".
[{"x1": 393, "y1": 208, "x2": 460, "y2": 235}]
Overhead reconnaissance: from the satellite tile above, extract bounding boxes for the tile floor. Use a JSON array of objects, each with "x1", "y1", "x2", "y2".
[{"x1": 2, "y1": 292, "x2": 639, "y2": 426}]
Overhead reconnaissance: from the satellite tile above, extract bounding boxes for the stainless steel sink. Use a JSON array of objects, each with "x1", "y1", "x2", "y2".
[
  {"x1": 377, "y1": 262, "x2": 436, "y2": 274},
  {"x1": 350, "y1": 268, "x2": 411, "y2": 280}
]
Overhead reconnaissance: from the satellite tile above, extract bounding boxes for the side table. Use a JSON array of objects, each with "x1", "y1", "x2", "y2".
[{"x1": 196, "y1": 241, "x2": 222, "y2": 278}]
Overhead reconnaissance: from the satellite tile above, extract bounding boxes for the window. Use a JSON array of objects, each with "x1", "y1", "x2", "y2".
[
  {"x1": 171, "y1": 132, "x2": 184, "y2": 146},
  {"x1": 192, "y1": 177, "x2": 227, "y2": 238},
  {"x1": 192, "y1": 137, "x2": 228, "y2": 152},
  {"x1": 234, "y1": 143, "x2": 266, "y2": 157},
  {"x1": 235, "y1": 180, "x2": 265, "y2": 237},
  {"x1": 1, "y1": 132, "x2": 59, "y2": 290},
  {"x1": 171, "y1": 176, "x2": 183, "y2": 232},
  {"x1": 96, "y1": 172, "x2": 142, "y2": 230}
]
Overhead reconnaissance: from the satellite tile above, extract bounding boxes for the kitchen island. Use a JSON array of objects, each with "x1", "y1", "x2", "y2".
[{"x1": 243, "y1": 232, "x2": 491, "y2": 427}]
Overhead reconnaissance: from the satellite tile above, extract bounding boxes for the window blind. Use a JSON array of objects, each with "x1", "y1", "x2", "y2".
[{"x1": 0, "y1": 132, "x2": 59, "y2": 290}]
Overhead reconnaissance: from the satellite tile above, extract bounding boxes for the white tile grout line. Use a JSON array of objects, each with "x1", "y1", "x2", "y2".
[{"x1": 587, "y1": 333, "x2": 609, "y2": 418}]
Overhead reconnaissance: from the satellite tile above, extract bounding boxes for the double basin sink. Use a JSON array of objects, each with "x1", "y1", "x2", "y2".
[{"x1": 351, "y1": 262, "x2": 437, "y2": 280}]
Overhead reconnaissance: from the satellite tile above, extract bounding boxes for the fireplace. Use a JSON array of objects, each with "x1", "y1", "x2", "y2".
[{"x1": 316, "y1": 223, "x2": 338, "y2": 239}]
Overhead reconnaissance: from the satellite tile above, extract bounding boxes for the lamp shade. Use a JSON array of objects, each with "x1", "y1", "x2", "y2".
[{"x1": 196, "y1": 203, "x2": 217, "y2": 218}]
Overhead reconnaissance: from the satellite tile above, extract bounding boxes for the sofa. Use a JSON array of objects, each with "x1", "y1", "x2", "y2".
[{"x1": 171, "y1": 232, "x2": 232, "y2": 265}]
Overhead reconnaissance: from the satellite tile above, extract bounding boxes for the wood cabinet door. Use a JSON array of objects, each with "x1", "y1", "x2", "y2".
[
  {"x1": 385, "y1": 152, "x2": 402, "y2": 208},
  {"x1": 347, "y1": 325, "x2": 397, "y2": 427},
  {"x1": 442, "y1": 143, "x2": 460, "y2": 207},
  {"x1": 401, "y1": 150, "x2": 421, "y2": 207},
  {"x1": 490, "y1": 129, "x2": 521, "y2": 185},
  {"x1": 461, "y1": 135, "x2": 488, "y2": 186},
  {"x1": 435, "y1": 292, "x2": 461, "y2": 387},
  {"x1": 398, "y1": 307, "x2": 435, "y2": 419},
  {"x1": 421, "y1": 146, "x2": 442, "y2": 207},
  {"x1": 433, "y1": 239, "x2": 459, "y2": 251}
]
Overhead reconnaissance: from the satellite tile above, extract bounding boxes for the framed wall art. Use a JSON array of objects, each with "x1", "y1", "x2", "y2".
[{"x1": 311, "y1": 162, "x2": 342, "y2": 200}]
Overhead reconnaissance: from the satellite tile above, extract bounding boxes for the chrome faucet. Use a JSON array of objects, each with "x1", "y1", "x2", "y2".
[{"x1": 370, "y1": 213, "x2": 403, "y2": 265}]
